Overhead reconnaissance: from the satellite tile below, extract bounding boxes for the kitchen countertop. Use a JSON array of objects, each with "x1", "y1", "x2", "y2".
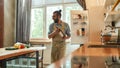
[
  {"x1": 72, "y1": 43, "x2": 120, "y2": 57},
  {"x1": 47, "y1": 42, "x2": 120, "y2": 68},
  {"x1": 0, "y1": 47, "x2": 46, "y2": 60}
]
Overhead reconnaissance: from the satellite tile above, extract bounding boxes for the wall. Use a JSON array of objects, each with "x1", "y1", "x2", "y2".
[
  {"x1": 88, "y1": 6, "x2": 105, "y2": 42},
  {"x1": 0, "y1": 0, "x2": 4, "y2": 48},
  {"x1": 85, "y1": 0, "x2": 104, "y2": 9},
  {"x1": 4, "y1": 0, "x2": 16, "y2": 47},
  {"x1": 84, "y1": 0, "x2": 105, "y2": 42}
]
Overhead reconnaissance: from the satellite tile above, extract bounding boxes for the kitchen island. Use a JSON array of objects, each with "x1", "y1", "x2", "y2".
[{"x1": 47, "y1": 42, "x2": 120, "y2": 68}]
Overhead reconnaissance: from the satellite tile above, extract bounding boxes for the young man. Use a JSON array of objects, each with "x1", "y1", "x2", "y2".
[{"x1": 48, "y1": 10, "x2": 71, "y2": 63}]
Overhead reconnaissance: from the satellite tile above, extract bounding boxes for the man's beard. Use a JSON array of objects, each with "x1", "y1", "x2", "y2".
[{"x1": 54, "y1": 18, "x2": 59, "y2": 23}]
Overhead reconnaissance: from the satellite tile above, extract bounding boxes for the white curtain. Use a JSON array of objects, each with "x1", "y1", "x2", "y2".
[{"x1": 16, "y1": 0, "x2": 31, "y2": 43}]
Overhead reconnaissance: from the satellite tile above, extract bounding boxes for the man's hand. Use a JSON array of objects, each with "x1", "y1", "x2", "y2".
[
  {"x1": 48, "y1": 28, "x2": 60, "y2": 39},
  {"x1": 55, "y1": 28, "x2": 60, "y2": 33},
  {"x1": 62, "y1": 36, "x2": 70, "y2": 40}
]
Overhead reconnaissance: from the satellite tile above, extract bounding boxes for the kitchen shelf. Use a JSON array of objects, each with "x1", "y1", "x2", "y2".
[
  {"x1": 104, "y1": 0, "x2": 116, "y2": 9},
  {"x1": 104, "y1": 11, "x2": 120, "y2": 22}
]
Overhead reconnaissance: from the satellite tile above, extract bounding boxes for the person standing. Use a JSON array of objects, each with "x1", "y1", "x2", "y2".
[{"x1": 48, "y1": 10, "x2": 71, "y2": 63}]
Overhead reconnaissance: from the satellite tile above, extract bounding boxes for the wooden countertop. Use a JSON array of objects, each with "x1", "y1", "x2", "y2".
[
  {"x1": 72, "y1": 43, "x2": 120, "y2": 56},
  {"x1": 47, "y1": 42, "x2": 120, "y2": 68},
  {"x1": 0, "y1": 47, "x2": 46, "y2": 60}
]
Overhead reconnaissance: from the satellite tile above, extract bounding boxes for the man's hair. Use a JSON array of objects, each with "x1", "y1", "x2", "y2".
[{"x1": 53, "y1": 10, "x2": 62, "y2": 18}]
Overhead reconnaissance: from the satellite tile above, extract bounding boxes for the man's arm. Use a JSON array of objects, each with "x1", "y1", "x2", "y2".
[{"x1": 63, "y1": 23, "x2": 71, "y2": 40}]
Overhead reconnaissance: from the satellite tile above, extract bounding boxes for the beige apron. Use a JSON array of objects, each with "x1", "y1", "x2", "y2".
[{"x1": 51, "y1": 22, "x2": 66, "y2": 63}]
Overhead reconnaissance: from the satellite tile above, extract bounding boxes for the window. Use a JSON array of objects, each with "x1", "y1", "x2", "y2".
[
  {"x1": 30, "y1": 8, "x2": 44, "y2": 38},
  {"x1": 45, "y1": 0, "x2": 62, "y2": 5},
  {"x1": 30, "y1": 0, "x2": 83, "y2": 39},
  {"x1": 32, "y1": 0, "x2": 45, "y2": 8},
  {"x1": 64, "y1": 0, "x2": 77, "y2": 3}
]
